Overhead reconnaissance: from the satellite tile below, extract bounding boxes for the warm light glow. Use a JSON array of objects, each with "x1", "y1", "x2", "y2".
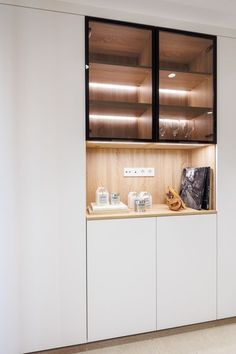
[
  {"x1": 168, "y1": 73, "x2": 176, "y2": 78},
  {"x1": 207, "y1": 111, "x2": 213, "y2": 115},
  {"x1": 159, "y1": 88, "x2": 188, "y2": 95},
  {"x1": 90, "y1": 114, "x2": 138, "y2": 121},
  {"x1": 90, "y1": 82, "x2": 188, "y2": 95},
  {"x1": 89, "y1": 82, "x2": 137, "y2": 91},
  {"x1": 160, "y1": 118, "x2": 187, "y2": 124}
]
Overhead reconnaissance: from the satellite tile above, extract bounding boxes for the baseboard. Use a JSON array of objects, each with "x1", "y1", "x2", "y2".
[{"x1": 28, "y1": 316, "x2": 236, "y2": 354}]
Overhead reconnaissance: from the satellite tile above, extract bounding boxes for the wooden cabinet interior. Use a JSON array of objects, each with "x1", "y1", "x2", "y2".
[
  {"x1": 86, "y1": 145, "x2": 216, "y2": 209},
  {"x1": 159, "y1": 31, "x2": 214, "y2": 142},
  {"x1": 88, "y1": 20, "x2": 153, "y2": 140},
  {"x1": 86, "y1": 20, "x2": 216, "y2": 215},
  {"x1": 87, "y1": 19, "x2": 216, "y2": 142}
]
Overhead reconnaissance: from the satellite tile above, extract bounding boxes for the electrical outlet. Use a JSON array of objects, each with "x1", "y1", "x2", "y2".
[{"x1": 123, "y1": 167, "x2": 155, "y2": 177}]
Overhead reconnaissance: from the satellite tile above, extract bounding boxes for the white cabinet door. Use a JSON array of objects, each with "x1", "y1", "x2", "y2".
[
  {"x1": 156, "y1": 215, "x2": 216, "y2": 330},
  {"x1": 0, "y1": 6, "x2": 86, "y2": 352},
  {"x1": 217, "y1": 36, "x2": 236, "y2": 319},
  {"x1": 87, "y1": 218, "x2": 156, "y2": 341},
  {"x1": 0, "y1": 6, "x2": 20, "y2": 354}
]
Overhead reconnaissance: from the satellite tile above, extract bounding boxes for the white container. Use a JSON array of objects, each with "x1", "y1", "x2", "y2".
[
  {"x1": 134, "y1": 198, "x2": 146, "y2": 212},
  {"x1": 96, "y1": 187, "x2": 109, "y2": 206},
  {"x1": 128, "y1": 192, "x2": 138, "y2": 209},
  {"x1": 139, "y1": 191, "x2": 152, "y2": 209}
]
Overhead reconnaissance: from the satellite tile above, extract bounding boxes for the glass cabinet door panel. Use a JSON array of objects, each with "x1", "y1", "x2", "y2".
[
  {"x1": 88, "y1": 20, "x2": 153, "y2": 140},
  {"x1": 158, "y1": 31, "x2": 215, "y2": 142}
]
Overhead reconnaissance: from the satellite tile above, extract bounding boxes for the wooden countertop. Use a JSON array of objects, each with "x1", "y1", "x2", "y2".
[{"x1": 86, "y1": 204, "x2": 217, "y2": 221}]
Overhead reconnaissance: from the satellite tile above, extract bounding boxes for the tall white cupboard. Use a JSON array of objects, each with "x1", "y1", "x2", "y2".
[
  {"x1": 217, "y1": 36, "x2": 236, "y2": 319},
  {"x1": 0, "y1": 5, "x2": 86, "y2": 353},
  {"x1": 2, "y1": 3, "x2": 236, "y2": 354}
]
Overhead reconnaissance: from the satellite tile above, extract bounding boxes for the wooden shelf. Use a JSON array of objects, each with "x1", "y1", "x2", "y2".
[
  {"x1": 89, "y1": 21, "x2": 151, "y2": 62},
  {"x1": 89, "y1": 62, "x2": 151, "y2": 86},
  {"x1": 86, "y1": 141, "x2": 213, "y2": 150},
  {"x1": 160, "y1": 104, "x2": 211, "y2": 119},
  {"x1": 159, "y1": 31, "x2": 213, "y2": 66},
  {"x1": 86, "y1": 203, "x2": 217, "y2": 220},
  {"x1": 160, "y1": 70, "x2": 212, "y2": 91},
  {"x1": 90, "y1": 100, "x2": 151, "y2": 117},
  {"x1": 160, "y1": 67, "x2": 212, "y2": 75}
]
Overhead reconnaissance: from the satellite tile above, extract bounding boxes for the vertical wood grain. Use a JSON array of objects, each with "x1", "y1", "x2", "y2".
[{"x1": 86, "y1": 146, "x2": 216, "y2": 208}]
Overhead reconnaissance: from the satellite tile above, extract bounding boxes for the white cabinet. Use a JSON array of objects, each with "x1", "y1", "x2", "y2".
[
  {"x1": 87, "y1": 218, "x2": 156, "y2": 341},
  {"x1": 217, "y1": 36, "x2": 236, "y2": 319},
  {"x1": 156, "y1": 215, "x2": 216, "y2": 330},
  {"x1": 0, "y1": 6, "x2": 20, "y2": 353},
  {"x1": 0, "y1": 5, "x2": 86, "y2": 352}
]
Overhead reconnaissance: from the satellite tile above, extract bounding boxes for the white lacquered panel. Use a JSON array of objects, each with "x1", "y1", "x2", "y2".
[
  {"x1": 87, "y1": 218, "x2": 156, "y2": 341},
  {"x1": 217, "y1": 36, "x2": 236, "y2": 319},
  {"x1": 156, "y1": 214, "x2": 216, "y2": 330},
  {"x1": 8, "y1": 7, "x2": 87, "y2": 353},
  {"x1": 0, "y1": 5, "x2": 19, "y2": 354}
]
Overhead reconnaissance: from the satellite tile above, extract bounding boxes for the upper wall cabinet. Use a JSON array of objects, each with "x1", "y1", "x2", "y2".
[
  {"x1": 158, "y1": 31, "x2": 216, "y2": 143},
  {"x1": 86, "y1": 18, "x2": 216, "y2": 143},
  {"x1": 86, "y1": 19, "x2": 154, "y2": 141}
]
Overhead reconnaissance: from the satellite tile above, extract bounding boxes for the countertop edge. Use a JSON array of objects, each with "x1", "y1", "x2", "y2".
[{"x1": 86, "y1": 207, "x2": 217, "y2": 221}]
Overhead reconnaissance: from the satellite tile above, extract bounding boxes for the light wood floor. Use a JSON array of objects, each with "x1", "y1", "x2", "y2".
[{"x1": 29, "y1": 317, "x2": 236, "y2": 354}]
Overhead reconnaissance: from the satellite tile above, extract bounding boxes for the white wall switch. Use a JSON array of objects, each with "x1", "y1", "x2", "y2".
[{"x1": 123, "y1": 167, "x2": 155, "y2": 177}]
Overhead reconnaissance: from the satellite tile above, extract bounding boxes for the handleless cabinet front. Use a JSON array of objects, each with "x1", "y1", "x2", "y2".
[
  {"x1": 87, "y1": 218, "x2": 156, "y2": 341},
  {"x1": 156, "y1": 214, "x2": 217, "y2": 330}
]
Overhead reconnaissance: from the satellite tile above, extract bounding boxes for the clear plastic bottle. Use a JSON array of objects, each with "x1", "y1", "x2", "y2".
[
  {"x1": 96, "y1": 187, "x2": 109, "y2": 205},
  {"x1": 139, "y1": 191, "x2": 152, "y2": 209},
  {"x1": 110, "y1": 193, "x2": 120, "y2": 205},
  {"x1": 128, "y1": 191, "x2": 138, "y2": 209}
]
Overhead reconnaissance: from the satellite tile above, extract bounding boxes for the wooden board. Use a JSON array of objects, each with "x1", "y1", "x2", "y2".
[
  {"x1": 86, "y1": 148, "x2": 190, "y2": 206},
  {"x1": 90, "y1": 100, "x2": 151, "y2": 117},
  {"x1": 137, "y1": 107, "x2": 152, "y2": 140},
  {"x1": 190, "y1": 46, "x2": 213, "y2": 74},
  {"x1": 87, "y1": 203, "x2": 217, "y2": 220},
  {"x1": 86, "y1": 141, "x2": 213, "y2": 150},
  {"x1": 89, "y1": 62, "x2": 151, "y2": 86},
  {"x1": 160, "y1": 104, "x2": 210, "y2": 119},
  {"x1": 89, "y1": 21, "x2": 151, "y2": 64},
  {"x1": 89, "y1": 116, "x2": 138, "y2": 140},
  {"x1": 89, "y1": 84, "x2": 138, "y2": 104},
  {"x1": 159, "y1": 31, "x2": 213, "y2": 66},
  {"x1": 86, "y1": 145, "x2": 216, "y2": 209},
  {"x1": 160, "y1": 70, "x2": 212, "y2": 91},
  {"x1": 189, "y1": 76, "x2": 213, "y2": 108}
]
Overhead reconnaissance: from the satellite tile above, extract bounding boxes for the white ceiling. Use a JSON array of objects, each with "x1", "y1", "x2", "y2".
[{"x1": 56, "y1": 0, "x2": 236, "y2": 29}]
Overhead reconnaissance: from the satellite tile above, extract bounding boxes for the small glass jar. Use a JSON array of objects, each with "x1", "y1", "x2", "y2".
[
  {"x1": 110, "y1": 193, "x2": 120, "y2": 205},
  {"x1": 96, "y1": 187, "x2": 109, "y2": 206},
  {"x1": 139, "y1": 191, "x2": 152, "y2": 209},
  {"x1": 128, "y1": 191, "x2": 138, "y2": 209},
  {"x1": 134, "y1": 198, "x2": 146, "y2": 212}
]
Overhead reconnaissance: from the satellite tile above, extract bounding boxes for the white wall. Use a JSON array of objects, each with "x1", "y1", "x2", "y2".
[{"x1": 2, "y1": 0, "x2": 236, "y2": 37}]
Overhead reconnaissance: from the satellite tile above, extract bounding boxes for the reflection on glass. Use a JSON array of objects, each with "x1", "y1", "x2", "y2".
[
  {"x1": 159, "y1": 31, "x2": 214, "y2": 142},
  {"x1": 88, "y1": 20, "x2": 153, "y2": 140},
  {"x1": 159, "y1": 119, "x2": 197, "y2": 140}
]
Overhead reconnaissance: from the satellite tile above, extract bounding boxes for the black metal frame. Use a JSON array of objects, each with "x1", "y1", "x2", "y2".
[{"x1": 85, "y1": 16, "x2": 217, "y2": 144}]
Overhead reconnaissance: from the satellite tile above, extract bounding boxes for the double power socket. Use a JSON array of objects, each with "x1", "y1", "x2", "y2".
[{"x1": 123, "y1": 167, "x2": 155, "y2": 177}]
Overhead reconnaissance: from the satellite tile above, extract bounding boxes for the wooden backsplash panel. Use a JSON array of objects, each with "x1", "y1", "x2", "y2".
[
  {"x1": 191, "y1": 145, "x2": 216, "y2": 209},
  {"x1": 87, "y1": 148, "x2": 192, "y2": 205},
  {"x1": 87, "y1": 145, "x2": 216, "y2": 207}
]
